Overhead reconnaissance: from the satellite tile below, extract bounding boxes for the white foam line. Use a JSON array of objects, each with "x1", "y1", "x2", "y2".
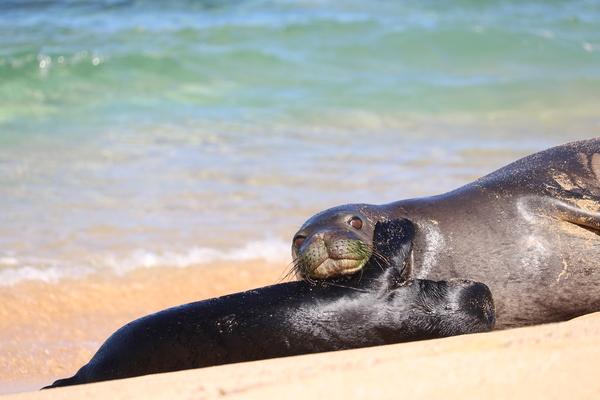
[
  {"x1": 0, "y1": 265, "x2": 93, "y2": 286},
  {"x1": 0, "y1": 239, "x2": 291, "y2": 286}
]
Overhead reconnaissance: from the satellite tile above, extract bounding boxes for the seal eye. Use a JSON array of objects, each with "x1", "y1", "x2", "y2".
[
  {"x1": 349, "y1": 216, "x2": 363, "y2": 230},
  {"x1": 293, "y1": 236, "x2": 306, "y2": 248}
]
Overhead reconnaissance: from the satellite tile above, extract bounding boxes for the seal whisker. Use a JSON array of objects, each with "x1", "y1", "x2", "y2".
[
  {"x1": 323, "y1": 281, "x2": 369, "y2": 293},
  {"x1": 365, "y1": 245, "x2": 388, "y2": 272},
  {"x1": 278, "y1": 266, "x2": 296, "y2": 283},
  {"x1": 277, "y1": 258, "x2": 300, "y2": 283}
]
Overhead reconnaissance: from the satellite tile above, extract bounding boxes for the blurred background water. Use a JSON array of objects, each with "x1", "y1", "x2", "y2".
[{"x1": 0, "y1": 0, "x2": 599, "y2": 284}]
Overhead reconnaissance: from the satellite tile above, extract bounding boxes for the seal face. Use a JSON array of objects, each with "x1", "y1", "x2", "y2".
[{"x1": 291, "y1": 204, "x2": 378, "y2": 279}]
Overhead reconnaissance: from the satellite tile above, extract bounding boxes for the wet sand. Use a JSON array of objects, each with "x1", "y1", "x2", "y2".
[
  {"x1": 4, "y1": 311, "x2": 600, "y2": 399},
  {"x1": 0, "y1": 261, "x2": 288, "y2": 393}
]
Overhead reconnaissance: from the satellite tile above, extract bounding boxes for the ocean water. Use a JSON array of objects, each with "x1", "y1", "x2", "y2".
[{"x1": 1, "y1": 0, "x2": 599, "y2": 284}]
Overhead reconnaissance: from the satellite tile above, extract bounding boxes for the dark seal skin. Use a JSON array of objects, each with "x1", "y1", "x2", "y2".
[
  {"x1": 43, "y1": 220, "x2": 494, "y2": 389},
  {"x1": 292, "y1": 138, "x2": 600, "y2": 329}
]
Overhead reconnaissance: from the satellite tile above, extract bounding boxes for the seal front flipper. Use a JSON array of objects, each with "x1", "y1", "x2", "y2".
[
  {"x1": 523, "y1": 196, "x2": 600, "y2": 234},
  {"x1": 368, "y1": 218, "x2": 415, "y2": 284},
  {"x1": 551, "y1": 199, "x2": 600, "y2": 234}
]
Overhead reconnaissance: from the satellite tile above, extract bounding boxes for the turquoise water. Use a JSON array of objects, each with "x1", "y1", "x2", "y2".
[{"x1": 1, "y1": 0, "x2": 599, "y2": 283}]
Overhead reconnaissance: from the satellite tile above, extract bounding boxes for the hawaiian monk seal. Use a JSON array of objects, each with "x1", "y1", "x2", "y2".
[
  {"x1": 44, "y1": 220, "x2": 494, "y2": 388},
  {"x1": 292, "y1": 138, "x2": 600, "y2": 329}
]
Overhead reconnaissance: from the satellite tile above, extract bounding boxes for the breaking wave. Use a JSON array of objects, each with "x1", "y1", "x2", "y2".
[{"x1": 0, "y1": 239, "x2": 290, "y2": 286}]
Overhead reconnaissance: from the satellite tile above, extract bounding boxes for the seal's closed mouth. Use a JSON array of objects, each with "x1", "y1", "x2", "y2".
[
  {"x1": 308, "y1": 256, "x2": 370, "y2": 279},
  {"x1": 296, "y1": 239, "x2": 372, "y2": 279}
]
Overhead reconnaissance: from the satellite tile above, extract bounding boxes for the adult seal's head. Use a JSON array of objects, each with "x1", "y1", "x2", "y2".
[{"x1": 291, "y1": 204, "x2": 401, "y2": 279}]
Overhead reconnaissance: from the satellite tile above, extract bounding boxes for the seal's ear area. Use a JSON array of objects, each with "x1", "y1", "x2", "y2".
[
  {"x1": 446, "y1": 279, "x2": 496, "y2": 332},
  {"x1": 372, "y1": 219, "x2": 415, "y2": 271}
]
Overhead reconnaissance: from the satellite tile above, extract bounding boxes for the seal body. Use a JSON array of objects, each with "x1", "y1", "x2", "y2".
[
  {"x1": 44, "y1": 220, "x2": 494, "y2": 388},
  {"x1": 293, "y1": 139, "x2": 600, "y2": 329}
]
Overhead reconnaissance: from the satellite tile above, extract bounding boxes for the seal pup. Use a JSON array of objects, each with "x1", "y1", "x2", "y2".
[
  {"x1": 44, "y1": 220, "x2": 494, "y2": 388},
  {"x1": 292, "y1": 138, "x2": 600, "y2": 328}
]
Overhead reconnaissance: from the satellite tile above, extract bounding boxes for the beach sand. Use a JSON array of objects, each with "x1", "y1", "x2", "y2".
[
  {"x1": 0, "y1": 261, "x2": 288, "y2": 394},
  {"x1": 3, "y1": 258, "x2": 600, "y2": 398},
  {"x1": 4, "y1": 308, "x2": 600, "y2": 399}
]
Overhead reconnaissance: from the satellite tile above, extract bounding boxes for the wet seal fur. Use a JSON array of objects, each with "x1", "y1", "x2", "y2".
[
  {"x1": 44, "y1": 220, "x2": 494, "y2": 388},
  {"x1": 292, "y1": 138, "x2": 600, "y2": 329}
]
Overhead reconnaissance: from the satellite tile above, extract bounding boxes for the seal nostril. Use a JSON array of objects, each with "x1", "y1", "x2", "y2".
[
  {"x1": 349, "y1": 216, "x2": 363, "y2": 230},
  {"x1": 294, "y1": 236, "x2": 306, "y2": 248}
]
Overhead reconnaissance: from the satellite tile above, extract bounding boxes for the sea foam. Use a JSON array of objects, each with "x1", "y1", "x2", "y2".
[
  {"x1": 101, "y1": 239, "x2": 290, "y2": 275},
  {"x1": 0, "y1": 239, "x2": 290, "y2": 286}
]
